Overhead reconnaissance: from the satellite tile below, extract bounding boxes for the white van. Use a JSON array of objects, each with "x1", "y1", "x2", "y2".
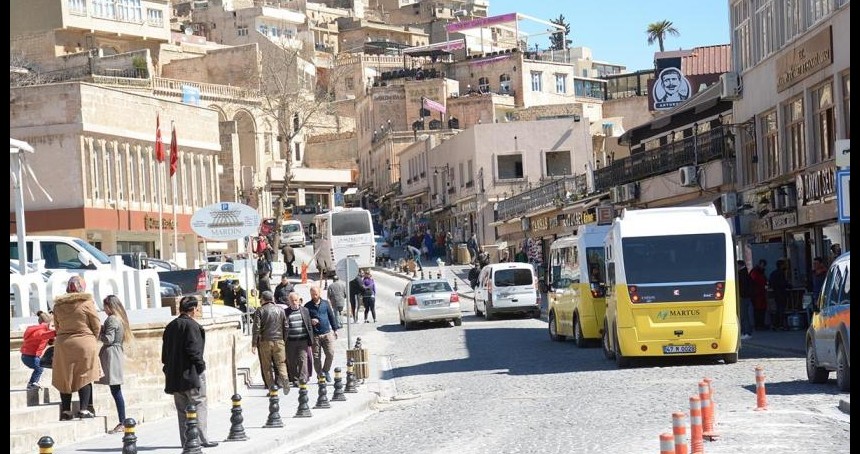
[
  {"x1": 280, "y1": 220, "x2": 306, "y2": 247},
  {"x1": 10, "y1": 235, "x2": 125, "y2": 271},
  {"x1": 474, "y1": 263, "x2": 541, "y2": 320}
]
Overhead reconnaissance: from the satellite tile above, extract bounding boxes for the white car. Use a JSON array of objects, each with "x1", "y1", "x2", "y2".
[
  {"x1": 206, "y1": 262, "x2": 236, "y2": 280},
  {"x1": 375, "y1": 235, "x2": 391, "y2": 260},
  {"x1": 396, "y1": 279, "x2": 462, "y2": 329},
  {"x1": 474, "y1": 263, "x2": 541, "y2": 320},
  {"x1": 281, "y1": 220, "x2": 306, "y2": 247}
]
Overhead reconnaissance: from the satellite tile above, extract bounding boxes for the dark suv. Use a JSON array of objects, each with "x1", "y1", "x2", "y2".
[{"x1": 805, "y1": 252, "x2": 850, "y2": 392}]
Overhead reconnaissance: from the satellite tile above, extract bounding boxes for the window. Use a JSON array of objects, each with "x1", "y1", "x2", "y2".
[
  {"x1": 622, "y1": 234, "x2": 727, "y2": 284},
  {"x1": 574, "y1": 79, "x2": 605, "y2": 99},
  {"x1": 812, "y1": 82, "x2": 834, "y2": 163},
  {"x1": 238, "y1": 26, "x2": 248, "y2": 36},
  {"x1": 467, "y1": 159, "x2": 474, "y2": 186},
  {"x1": 754, "y1": 0, "x2": 775, "y2": 61},
  {"x1": 545, "y1": 150, "x2": 571, "y2": 177},
  {"x1": 763, "y1": 110, "x2": 779, "y2": 179},
  {"x1": 555, "y1": 74, "x2": 567, "y2": 93},
  {"x1": 478, "y1": 77, "x2": 490, "y2": 93},
  {"x1": 531, "y1": 71, "x2": 543, "y2": 92},
  {"x1": 806, "y1": 0, "x2": 833, "y2": 28},
  {"x1": 842, "y1": 72, "x2": 850, "y2": 139},
  {"x1": 732, "y1": 0, "x2": 752, "y2": 71},
  {"x1": 783, "y1": 0, "x2": 803, "y2": 43},
  {"x1": 497, "y1": 154, "x2": 524, "y2": 180},
  {"x1": 68, "y1": 0, "x2": 87, "y2": 15},
  {"x1": 493, "y1": 268, "x2": 534, "y2": 287},
  {"x1": 459, "y1": 162, "x2": 465, "y2": 187},
  {"x1": 784, "y1": 97, "x2": 805, "y2": 170},
  {"x1": 345, "y1": 77, "x2": 354, "y2": 90},
  {"x1": 90, "y1": 143, "x2": 101, "y2": 200},
  {"x1": 146, "y1": 8, "x2": 163, "y2": 27},
  {"x1": 331, "y1": 211, "x2": 371, "y2": 236},
  {"x1": 116, "y1": 0, "x2": 143, "y2": 23},
  {"x1": 92, "y1": 0, "x2": 116, "y2": 19},
  {"x1": 742, "y1": 132, "x2": 758, "y2": 186},
  {"x1": 411, "y1": 281, "x2": 453, "y2": 293},
  {"x1": 499, "y1": 74, "x2": 511, "y2": 93},
  {"x1": 294, "y1": 142, "x2": 301, "y2": 162}
]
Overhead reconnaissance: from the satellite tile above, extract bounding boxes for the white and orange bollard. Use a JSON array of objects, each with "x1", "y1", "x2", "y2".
[
  {"x1": 755, "y1": 365, "x2": 768, "y2": 411},
  {"x1": 672, "y1": 412, "x2": 688, "y2": 454},
  {"x1": 689, "y1": 396, "x2": 704, "y2": 454},
  {"x1": 660, "y1": 433, "x2": 675, "y2": 454},
  {"x1": 698, "y1": 381, "x2": 719, "y2": 441},
  {"x1": 703, "y1": 377, "x2": 717, "y2": 437}
]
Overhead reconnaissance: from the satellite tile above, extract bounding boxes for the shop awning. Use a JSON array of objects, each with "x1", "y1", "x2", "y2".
[
  {"x1": 399, "y1": 191, "x2": 428, "y2": 202},
  {"x1": 561, "y1": 197, "x2": 603, "y2": 213}
]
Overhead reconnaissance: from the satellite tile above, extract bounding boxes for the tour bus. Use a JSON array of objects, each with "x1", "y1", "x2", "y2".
[
  {"x1": 547, "y1": 223, "x2": 612, "y2": 347},
  {"x1": 312, "y1": 207, "x2": 375, "y2": 274},
  {"x1": 601, "y1": 204, "x2": 739, "y2": 367}
]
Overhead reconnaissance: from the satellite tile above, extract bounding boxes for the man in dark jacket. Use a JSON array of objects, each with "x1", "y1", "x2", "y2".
[
  {"x1": 162, "y1": 296, "x2": 218, "y2": 448},
  {"x1": 348, "y1": 276, "x2": 365, "y2": 323},
  {"x1": 737, "y1": 260, "x2": 754, "y2": 340},
  {"x1": 769, "y1": 259, "x2": 790, "y2": 330},
  {"x1": 284, "y1": 292, "x2": 314, "y2": 386},
  {"x1": 304, "y1": 286, "x2": 340, "y2": 382}
]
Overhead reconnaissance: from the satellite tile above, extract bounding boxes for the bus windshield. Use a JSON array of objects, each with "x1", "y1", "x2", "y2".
[
  {"x1": 331, "y1": 211, "x2": 371, "y2": 236},
  {"x1": 622, "y1": 234, "x2": 725, "y2": 284}
]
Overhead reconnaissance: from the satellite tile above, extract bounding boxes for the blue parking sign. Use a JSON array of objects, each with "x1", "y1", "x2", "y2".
[{"x1": 836, "y1": 169, "x2": 850, "y2": 223}]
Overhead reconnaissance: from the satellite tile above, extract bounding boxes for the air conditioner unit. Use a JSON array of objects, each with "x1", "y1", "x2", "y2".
[
  {"x1": 610, "y1": 186, "x2": 624, "y2": 204},
  {"x1": 622, "y1": 182, "x2": 638, "y2": 201},
  {"x1": 679, "y1": 166, "x2": 698, "y2": 187},
  {"x1": 782, "y1": 185, "x2": 797, "y2": 209},
  {"x1": 720, "y1": 192, "x2": 738, "y2": 214},
  {"x1": 771, "y1": 188, "x2": 786, "y2": 210},
  {"x1": 720, "y1": 72, "x2": 740, "y2": 100}
]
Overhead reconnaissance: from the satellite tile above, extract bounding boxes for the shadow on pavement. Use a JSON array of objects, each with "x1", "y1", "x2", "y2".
[{"x1": 740, "y1": 378, "x2": 848, "y2": 397}]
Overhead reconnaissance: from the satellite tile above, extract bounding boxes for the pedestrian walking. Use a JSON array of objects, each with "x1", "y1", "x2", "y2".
[
  {"x1": 736, "y1": 261, "x2": 755, "y2": 340},
  {"x1": 282, "y1": 244, "x2": 296, "y2": 277},
  {"x1": 284, "y1": 292, "x2": 314, "y2": 386},
  {"x1": 769, "y1": 259, "x2": 790, "y2": 330},
  {"x1": 750, "y1": 259, "x2": 768, "y2": 330},
  {"x1": 162, "y1": 296, "x2": 218, "y2": 448},
  {"x1": 274, "y1": 274, "x2": 294, "y2": 304},
  {"x1": 52, "y1": 276, "x2": 101, "y2": 421},
  {"x1": 467, "y1": 233, "x2": 479, "y2": 262},
  {"x1": 406, "y1": 244, "x2": 423, "y2": 271},
  {"x1": 97, "y1": 295, "x2": 134, "y2": 434},
  {"x1": 304, "y1": 286, "x2": 339, "y2": 382},
  {"x1": 348, "y1": 276, "x2": 365, "y2": 323},
  {"x1": 20, "y1": 311, "x2": 55, "y2": 390},
  {"x1": 252, "y1": 291, "x2": 288, "y2": 391},
  {"x1": 327, "y1": 275, "x2": 348, "y2": 321},
  {"x1": 362, "y1": 270, "x2": 377, "y2": 323}
]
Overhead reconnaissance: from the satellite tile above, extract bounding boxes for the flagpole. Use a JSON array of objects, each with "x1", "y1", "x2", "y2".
[
  {"x1": 158, "y1": 162, "x2": 164, "y2": 259},
  {"x1": 171, "y1": 120, "x2": 180, "y2": 265}
]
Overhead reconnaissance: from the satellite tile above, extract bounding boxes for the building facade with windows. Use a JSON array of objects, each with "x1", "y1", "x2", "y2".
[{"x1": 728, "y1": 0, "x2": 849, "y2": 290}]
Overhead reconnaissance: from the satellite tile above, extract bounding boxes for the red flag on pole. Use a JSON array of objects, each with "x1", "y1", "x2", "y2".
[
  {"x1": 169, "y1": 122, "x2": 178, "y2": 177},
  {"x1": 155, "y1": 114, "x2": 165, "y2": 162}
]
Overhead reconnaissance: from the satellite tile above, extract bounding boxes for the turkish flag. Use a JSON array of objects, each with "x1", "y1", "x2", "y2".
[
  {"x1": 155, "y1": 114, "x2": 165, "y2": 162},
  {"x1": 169, "y1": 123, "x2": 178, "y2": 177}
]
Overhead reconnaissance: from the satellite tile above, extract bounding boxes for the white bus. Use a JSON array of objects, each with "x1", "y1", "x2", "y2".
[{"x1": 312, "y1": 208, "x2": 375, "y2": 273}]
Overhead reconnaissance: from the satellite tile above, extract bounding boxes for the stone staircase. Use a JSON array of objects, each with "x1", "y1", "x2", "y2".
[{"x1": 9, "y1": 352, "x2": 176, "y2": 454}]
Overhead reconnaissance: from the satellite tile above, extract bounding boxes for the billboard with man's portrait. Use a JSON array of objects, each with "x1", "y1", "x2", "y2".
[{"x1": 652, "y1": 67, "x2": 692, "y2": 110}]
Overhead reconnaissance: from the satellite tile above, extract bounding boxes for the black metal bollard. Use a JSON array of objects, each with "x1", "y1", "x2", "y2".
[
  {"x1": 436, "y1": 270, "x2": 442, "y2": 279},
  {"x1": 263, "y1": 387, "x2": 284, "y2": 428},
  {"x1": 453, "y1": 278, "x2": 458, "y2": 291},
  {"x1": 121, "y1": 418, "x2": 138, "y2": 454},
  {"x1": 226, "y1": 394, "x2": 248, "y2": 441},
  {"x1": 295, "y1": 382, "x2": 312, "y2": 417},
  {"x1": 345, "y1": 359, "x2": 358, "y2": 393},
  {"x1": 420, "y1": 270, "x2": 425, "y2": 279},
  {"x1": 182, "y1": 404, "x2": 203, "y2": 454},
  {"x1": 314, "y1": 376, "x2": 331, "y2": 409},
  {"x1": 37, "y1": 436, "x2": 54, "y2": 454},
  {"x1": 331, "y1": 367, "x2": 346, "y2": 402}
]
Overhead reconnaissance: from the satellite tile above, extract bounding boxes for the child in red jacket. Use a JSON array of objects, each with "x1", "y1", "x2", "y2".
[{"x1": 20, "y1": 311, "x2": 56, "y2": 389}]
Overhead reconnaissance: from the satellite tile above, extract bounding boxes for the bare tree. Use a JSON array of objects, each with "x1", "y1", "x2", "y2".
[{"x1": 9, "y1": 51, "x2": 54, "y2": 87}]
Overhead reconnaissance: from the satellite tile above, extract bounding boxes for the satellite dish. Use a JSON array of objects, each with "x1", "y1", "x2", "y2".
[{"x1": 184, "y1": 27, "x2": 193, "y2": 36}]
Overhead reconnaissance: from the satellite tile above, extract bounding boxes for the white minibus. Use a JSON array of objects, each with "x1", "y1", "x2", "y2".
[{"x1": 312, "y1": 208, "x2": 375, "y2": 273}]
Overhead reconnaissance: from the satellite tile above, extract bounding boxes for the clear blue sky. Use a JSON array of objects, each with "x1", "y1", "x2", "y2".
[{"x1": 487, "y1": 0, "x2": 731, "y2": 71}]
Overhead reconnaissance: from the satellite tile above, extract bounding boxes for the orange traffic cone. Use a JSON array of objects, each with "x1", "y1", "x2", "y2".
[
  {"x1": 689, "y1": 396, "x2": 704, "y2": 454},
  {"x1": 755, "y1": 366, "x2": 768, "y2": 411},
  {"x1": 672, "y1": 412, "x2": 688, "y2": 454},
  {"x1": 660, "y1": 433, "x2": 675, "y2": 454}
]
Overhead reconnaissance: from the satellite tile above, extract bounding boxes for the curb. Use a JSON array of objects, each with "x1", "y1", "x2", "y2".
[{"x1": 838, "y1": 399, "x2": 850, "y2": 415}]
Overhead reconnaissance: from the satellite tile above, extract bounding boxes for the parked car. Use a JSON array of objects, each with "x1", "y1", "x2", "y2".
[
  {"x1": 10, "y1": 260, "x2": 52, "y2": 316},
  {"x1": 474, "y1": 263, "x2": 541, "y2": 320},
  {"x1": 805, "y1": 251, "x2": 850, "y2": 392},
  {"x1": 375, "y1": 235, "x2": 391, "y2": 261},
  {"x1": 281, "y1": 220, "x2": 307, "y2": 247},
  {"x1": 160, "y1": 281, "x2": 183, "y2": 298},
  {"x1": 396, "y1": 279, "x2": 461, "y2": 329},
  {"x1": 210, "y1": 275, "x2": 259, "y2": 310},
  {"x1": 206, "y1": 261, "x2": 236, "y2": 280}
]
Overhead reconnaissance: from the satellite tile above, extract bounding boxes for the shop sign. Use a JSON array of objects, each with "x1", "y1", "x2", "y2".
[
  {"x1": 190, "y1": 202, "x2": 261, "y2": 241},
  {"x1": 144, "y1": 214, "x2": 175, "y2": 230},
  {"x1": 796, "y1": 165, "x2": 836, "y2": 206},
  {"x1": 770, "y1": 211, "x2": 798, "y2": 230},
  {"x1": 532, "y1": 209, "x2": 597, "y2": 233},
  {"x1": 747, "y1": 217, "x2": 771, "y2": 235},
  {"x1": 596, "y1": 206, "x2": 614, "y2": 225},
  {"x1": 776, "y1": 26, "x2": 833, "y2": 92}
]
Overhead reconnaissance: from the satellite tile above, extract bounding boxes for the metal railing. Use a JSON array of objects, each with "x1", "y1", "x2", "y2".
[
  {"x1": 594, "y1": 126, "x2": 732, "y2": 191},
  {"x1": 495, "y1": 175, "x2": 586, "y2": 221}
]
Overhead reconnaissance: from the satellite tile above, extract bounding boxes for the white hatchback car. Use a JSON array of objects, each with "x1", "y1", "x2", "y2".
[
  {"x1": 474, "y1": 263, "x2": 541, "y2": 320},
  {"x1": 396, "y1": 279, "x2": 462, "y2": 329}
]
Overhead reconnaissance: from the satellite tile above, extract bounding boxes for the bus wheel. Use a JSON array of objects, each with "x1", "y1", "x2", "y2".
[
  {"x1": 573, "y1": 315, "x2": 586, "y2": 348},
  {"x1": 613, "y1": 326, "x2": 631, "y2": 368},
  {"x1": 548, "y1": 311, "x2": 566, "y2": 342},
  {"x1": 602, "y1": 321, "x2": 615, "y2": 360}
]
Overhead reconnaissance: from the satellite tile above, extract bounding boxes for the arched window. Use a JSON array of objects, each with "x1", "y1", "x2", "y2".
[
  {"x1": 478, "y1": 77, "x2": 490, "y2": 93},
  {"x1": 499, "y1": 74, "x2": 511, "y2": 94}
]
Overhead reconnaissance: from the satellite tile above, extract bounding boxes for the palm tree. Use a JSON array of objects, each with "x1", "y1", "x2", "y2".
[{"x1": 646, "y1": 20, "x2": 680, "y2": 52}]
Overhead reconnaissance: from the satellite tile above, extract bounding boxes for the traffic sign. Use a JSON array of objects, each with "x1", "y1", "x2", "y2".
[
  {"x1": 835, "y1": 140, "x2": 850, "y2": 167},
  {"x1": 190, "y1": 202, "x2": 261, "y2": 241},
  {"x1": 836, "y1": 169, "x2": 850, "y2": 223},
  {"x1": 336, "y1": 257, "x2": 359, "y2": 281}
]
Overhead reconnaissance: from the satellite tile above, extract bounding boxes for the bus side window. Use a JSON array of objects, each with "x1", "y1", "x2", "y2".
[{"x1": 606, "y1": 262, "x2": 616, "y2": 294}]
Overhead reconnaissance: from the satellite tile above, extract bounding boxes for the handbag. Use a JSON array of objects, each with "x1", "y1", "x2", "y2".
[{"x1": 40, "y1": 346, "x2": 54, "y2": 369}]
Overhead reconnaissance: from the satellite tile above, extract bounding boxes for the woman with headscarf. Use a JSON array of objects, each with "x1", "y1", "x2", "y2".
[
  {"x1": 362, "y1": 270, "x2": 377, "y2": 323},
  {"x1": 52, "y1": 276, "x2": 102, "y2": 420},
  {"x1": 97, "y1": 295, "x2": 135, "y2": 433}
]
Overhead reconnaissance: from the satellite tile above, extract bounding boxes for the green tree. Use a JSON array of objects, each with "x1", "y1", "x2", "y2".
[
  {"x1": 549, "y1": 14, "x2": 572, "y2": 51},
  {"x1": 646, "y1": 20, "x2": 680, "y2": 52}
]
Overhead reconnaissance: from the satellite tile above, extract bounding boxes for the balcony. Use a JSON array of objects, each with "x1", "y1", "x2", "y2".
[
  {"x1": 594, "y1": 126, "x2": 732, "y2": 192},
  {"x1": 495, "y1": 175, "x2": 586, "y2": 222}
]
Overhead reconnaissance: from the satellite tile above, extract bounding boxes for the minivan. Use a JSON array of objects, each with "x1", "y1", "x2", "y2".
[
  {"x1": 280, "y1": 220, "x2": 306, "y2": 247},
  {"x1": 474, "y1": 263, "x2": 541, "y2": 320}
]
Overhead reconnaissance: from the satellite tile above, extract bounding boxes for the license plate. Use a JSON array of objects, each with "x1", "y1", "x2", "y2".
[
  {"x1": 663, "y1": 344, "x2": 696, "y2": 354},
  {"x1": 423, "y1": 299, "x2": 445, "y2": 306}
]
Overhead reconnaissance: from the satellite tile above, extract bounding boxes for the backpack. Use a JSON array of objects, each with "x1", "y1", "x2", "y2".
[{"x1": 255, "y1": 238, "x2": 266, "y2": 254}]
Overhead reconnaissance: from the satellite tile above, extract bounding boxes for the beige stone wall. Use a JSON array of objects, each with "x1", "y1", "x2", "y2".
[
  {"x1": 513, "y1": 103, "x2": 583, "y2": 122},
  {"x1": 305, "y1": 135, "x2": 359, "y2": 169},
  {"x1": 10, "y1": 32, "x2": 60, "y2": 69},
  {"x1": 161, "y1": 44, "x2": 260, "y2": 88},
  {"x1": 602, "y1": 96, "x2": 655, "y2": 160}
]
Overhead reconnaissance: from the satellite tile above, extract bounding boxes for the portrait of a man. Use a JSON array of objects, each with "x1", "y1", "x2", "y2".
[{"x1": 654, "y1": 67, "x2": 691, "y2": 109}]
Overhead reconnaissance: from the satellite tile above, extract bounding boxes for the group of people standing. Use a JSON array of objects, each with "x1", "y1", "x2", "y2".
[{"x1": 20, "y1": 276, "x2": 134, "y2": 435}]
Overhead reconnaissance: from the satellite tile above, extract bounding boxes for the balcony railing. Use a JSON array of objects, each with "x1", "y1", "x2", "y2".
[
  {"x1": 495, "y1": 175, "x2": 586, "y2": 222},
  {"x1": 594, "y1": 126, "x2": 732, "y2": 192}
]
